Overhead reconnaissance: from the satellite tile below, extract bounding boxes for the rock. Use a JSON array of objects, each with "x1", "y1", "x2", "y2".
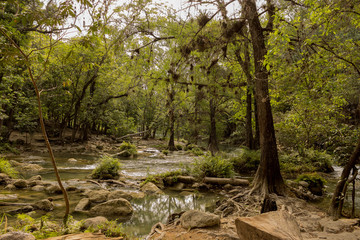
[
  {"x1": 0, "y1": 231, "x2": 35, "y2": 240},
  {"x1": 235, "y1": 210, "x2": 302, "y2": 240},
  {"x1": 7, "y1": 205, "x2": 34, "y2": 214},
  {"x1": 46, "y1": 185, "x2": 62, "y2": 194},
  {"x1": 180, "y1": 210, "x2": 220, "y2": 229},
  {"x1": 140, "y1": 182, "x2": 164, "y2": 194},
  {"x1": 10, "y1": 160, "x2": 43, "y2": 172},
  {"x1": 5, "y1": 184, "x2": 16, "y2": 190},
  {"x1": 81, "y1": 216, "x2": 108, "y2": 229},
  {"x1": 298, "y1": 181, "x2": 309, "y2": 188},
  {"x1": 38, "y1": 232, "x2": 121, "y2": 240},
  {"x1": 154, "y1": 178, "x2": 165, "y2": 189},
  {"x1": 14, "y1": 179, "x2": 28, "y2": 188},
  {"x1": 66, "y1": 186, "x2": 78, "y2": 191},
  {"x1": 68, "y1": 158, "x2": 77, "y2": 162},
  {"x1": 0, "y1": 173, "x2": 10, "y2": 185},
  {"x1": 28, "y1": 175, "x2": 42, "y2": 181},
  {"x1": 89, "y1": 198, "x2": 133, "y2": 217},
  {"x1": 0, "y1": 194, "x2": 18, "y2": 201},
  {"x1": 180, "y1": 191, "x2": 193, "y2": 196},
  {"x1": 108, "y1": 190, "x2": 133, "y2": 201},
  {"x1": 87, "y1": 189, "x2": 109, "y2": 203},
  {"x1": 192, "y1": 182, "x2": 210, "y2": 191},
  {"x1": 128, "y1": 191, "x2": 146, "y2": 199},
  {"x1": 31, "y1": 185, "x2": 45, "y2": 191},
  {"x1": 319, "y1": 217, "x2": 359, "y2": 233},
  {"x1": 172, "y1": 182, "x2": 185, "y2": 191},
  {"x1": 32, "y1": 199, "x2": 54, "y2": 211},
  {"x1": 75, "y1": 198, "x2": 91, "y2": 212},
  {"x1": 224, "y1": 184, "x2": 233, "y2": 190}
]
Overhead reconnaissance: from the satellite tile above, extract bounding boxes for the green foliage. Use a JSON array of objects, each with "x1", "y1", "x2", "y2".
[
  {"x1": 295, "y1": 173, "x2": 327, "y2": 196},
  {"x1": 91, "y1": 156, "x2": 121, "y2": 179},
  {"x1": 0, "y1": 143, "x2": 19, "y2": 154},
  {"x1": 85, "y1": 220, "x2": 127, "y2": 238},
  {"x1": 141, "y1": 169, "x2": 184, "y2": 186},
  {"x1": 119, "y1": 141, "x2": 137, "y2": 157},
  {"x1": 230, "y1": 148, "x2": 260, "y2": 173},
  {"x1": 186, "y1": 144, "x2": 204, "y2": 156},
  {"x1": 192, "y1": 155, "x2": 234, "y2": 178},
  {"x1": 280, "y1": 148, "x2": 334, "y2": 175},
  {"x1": 175, "y1": 144, "x2": 183, "y2": 150},
  {"x1": 161, "y1": 149, "x2": 169, "y2": 155},
  {"x1": 0, "y1": 157, "x2": 18, "y2": 178}
]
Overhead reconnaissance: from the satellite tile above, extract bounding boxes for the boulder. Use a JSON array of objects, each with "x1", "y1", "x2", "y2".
[
  {"x1": 68, "y1": 158, "x2": 77, "y2": 162},
  {"x1": 235, "y1": 210, "x2": 303, "y2": 240},
  {"x1": 14, "y1": 179, "x2": 28, "y2": 189},
  {"x1": 5, "y1": 184, "x2": 16, "y2": 190},
  {"x1": 319, "y1": 217, "x2": 359, "y2": 234},
  {"x1": 10, "y1": 160, "x2": 43, "y2": 172},
  {"x1": 87, "y1": 189, "x2": 109, "y2": 203},
  {"x1": 32, "y1": 199, "x2": 54, "y2": 211},
  {"x1": 108, "y1": 190, "x2": 133, "y2": 201},
  {"x1": 180, "y1": 210, "x2": 220, "y2": 229},
  {"x1": 0, "y1": 231, "x2": 35, "y2": 240},
  {"x1": 46, "y1": 185, "x2": 62, "y2": 194},
  {"x1": 32, "y1": 185, "x2": 45, "y2": 191},
  {"x1": 75, "y1": 198, "x2": 91, "y2": 212},
  {"x1": 140, "y1": 182, "x2": 164, "y2": 195},
  {"x1": 172, "y1": 182, "x2": 185, "y2": 191},
  {"x1": 128, "y1": 191, "x2": 146, "y2": 199},
  {"x1": 89, "y1": 198, "x2": 133, "y2": 217},
  {"x1": 28, "y1": 175, "x2": 42, "y2": 181},
  {"x1": 81, "y1": 216, "x2": 108, "y2": 229},
  {"x1": 0, "y1": 173, "x2": 10, "y2": 185},
  {"x1": 0, "y1": 194, "x2": 18, "y2": 200}
]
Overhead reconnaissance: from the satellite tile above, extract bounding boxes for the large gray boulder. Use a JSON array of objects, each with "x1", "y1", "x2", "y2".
[
  {"x1": 81, "y1": 216, "x2": 108, "y2": 229},
  {"x1": 0, "y1": 173, "x2": 10, "y2": 185},
  {"x1": 180, "y1": 210, "x2": 220, "y2": 229},
  {"x1": 13, "y1": 179, "x2": 28, "y2": 189},
  {"x1": 87, "y1": 189, "x2": 109, "y2": 203},
  {"x1": 108, "y1": 190, "x2": 133, "y2": 201},
  {"x1": 235, "y1": 210, "x2": 303, "y2": 240},
  {"x1": 89, "y1": 198, "x2": 133, "y2": 217},
  {"x1": 0, "y1": 231, "x2": 35, "y2": 240},
  {"x1": 140, "y1": 182, "x2": 164, "y2": 195}
]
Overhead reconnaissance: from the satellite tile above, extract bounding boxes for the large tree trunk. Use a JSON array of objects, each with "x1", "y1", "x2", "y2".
[
  {"x1": 167, "y1": 85, "x2": 176, "y2": 151},
  {"x1": 243, "y1": 0, "x2": 286, "y2": 195},
  {"x1": 330, "y1": 135, "x2": 360, "y2": 220}
]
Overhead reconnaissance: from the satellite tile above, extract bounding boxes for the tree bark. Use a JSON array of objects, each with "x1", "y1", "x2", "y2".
[
  {"x1": 330, "y1": 135, "x2": 360, "y2": 220},
  {"x1": 167, "y1": 85, "x2": 176, "y2": 151},
  {"x1": 242, "y1": 0, "x2": 286, "y2": 195}
]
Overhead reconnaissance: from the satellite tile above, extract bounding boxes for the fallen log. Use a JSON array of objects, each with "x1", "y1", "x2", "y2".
[
  {"x1": 204, "y1": 177, "x2": 249, "y2": 186},
  {"x1": 164, "y1": 176, "x2": 196, "y2": 184},
  {"x1": 0, "y1": 202, "x2": 31, "y2": 206}
]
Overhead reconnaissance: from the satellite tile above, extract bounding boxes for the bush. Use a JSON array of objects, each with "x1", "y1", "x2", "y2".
[
  {"x1": 230, "y1": 148, "x2": 260, "y2": 174},
  {"x1": 0, "y1": 157, "x2": 19, "y2": 178},
  {"x1": 118, "y1": 141, "x2": 137, "y2": 157},
  {"x1": 175, "y1": 144, "x2": 183, "y2": 151},
  {"x1": 141, "y1": 169, "x2": 185, "y2": 186},
  {"x1": 0, "y1": 143, "x2": 19, "y2": 154},
  {"x1": 161, "y1": 149, "x2": 169, "y2": 155},
  {"x1": 192, "y1": 155, "x2": 234, "y2": 178},
  {"x1": 85, "y1": 220, "x2": 127, "y2": 238},
  {"x1": 295, "y1": 173, "x2": 326, "y2": 196},
  {"x1": 187, "y1": 147, "x2": 204, "y2": 156},
  {"x1": 91, "y1": 156, "x2": 121, "y2": 179},
  {"x1": 280, "y1": 148, "x2": 334, "y2": 175}
]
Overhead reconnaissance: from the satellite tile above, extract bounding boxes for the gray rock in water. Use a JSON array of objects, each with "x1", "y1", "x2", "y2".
[
  {"x1": 180, "y1": 210, "x2": 220, "y2": 229},
  {"x1": 14, "y1": 179, "x2": 28, "y2": 189},
  {"x1": 32, "y1": 199, "x2": 54, "y2": 211},
  {"x1": 127, "y1": 191, "x2": 146, "y2": 199},
  {"x1": 89, "y1": 198, "x2": 133, "y2": 217},
  {"x1": 140, "y1": 182, "x2": 164, "y2": 195},
  {"x1": 46, "y1": 185, "x2": 62, "y2": 194},
  {"x1": 87, "y1": 189, "x2": 109, "y2": 203},
  {"x1": 75, "y1": 198, "x2": 91, "y2": 212},
  {"x1": 0, "y1": 173, "x2": 10, "y2": 185},
  {"x1": 28, "y1": 175, "x2": 42, "y2": 181},
  {"x1": 81, "y1": 216, "x2": 108, "y2": 229},
  {"x1": 0, "y1": 231, "x2": 35, "y2": 240},
  {"x1": 31, "y1": 185, "x2": 45, "y2": 192},
  {"x1": 172, "y1": 182, "x2": 185, "y2": 191},
  {"x1": 4, "y1": 184, "x2": 16, "y2": 190},
  {"x1": 235, "y1": 210, "x2": 303, "y2": 240},
  {"x1": 108, "y1": 190, "x2": 133, "y2": 201}
]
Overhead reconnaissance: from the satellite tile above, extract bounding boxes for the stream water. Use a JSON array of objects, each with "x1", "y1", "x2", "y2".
[{"x1": 1, "y1": 150, "x2": 221, "y2": 237}]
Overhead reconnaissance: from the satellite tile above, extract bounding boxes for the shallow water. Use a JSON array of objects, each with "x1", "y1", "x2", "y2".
[{"x1": 2, "y1": 150, "x2": 220, "y2": 238}]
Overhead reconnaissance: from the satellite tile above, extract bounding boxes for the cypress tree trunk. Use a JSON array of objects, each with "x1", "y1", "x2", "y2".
[{"x1": 208, "y1": 98, "x2": 219, "y2": 155}]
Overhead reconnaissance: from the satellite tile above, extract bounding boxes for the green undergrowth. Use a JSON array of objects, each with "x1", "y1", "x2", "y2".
[
  {"x1": 91, "y1": 156, "x2": 122, "y2": 179},
  {"x1": 0, "y1": 157, "x2": 19, "y2": 178},
  {"x1": 230, "y1": 148, "x2": 260, "y2": 174},
  {"x1": 141, "y1": 169, "x2": 185, "y2": 186},
  {"x1": 0, "y1": 143, "x2": 19, "y2": 154},
  {"x1": 119, "y1": 141, "x2": 137, "y2": 157},
  {"x1": 192, "y1": 155, "x2": 234, "y2": 178}
]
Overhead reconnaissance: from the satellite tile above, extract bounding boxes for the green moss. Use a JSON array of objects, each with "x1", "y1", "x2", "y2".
[
  {"x1": 141, "y1": 169, "x2": 184, "y2": 186},
  {"x1": 91, "y1": 156, "x2": 122, "y2": 179},
  {"x1": 0, "y1": 157, "x2": 19, "y2": 178},
  {"x1": 192, "y1": 155, "x2": 234, "y2": 178}
]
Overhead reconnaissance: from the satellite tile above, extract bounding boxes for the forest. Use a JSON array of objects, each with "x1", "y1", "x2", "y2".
[{"x1": 0, "y1": 0, "x2": 360, "y2": 239}]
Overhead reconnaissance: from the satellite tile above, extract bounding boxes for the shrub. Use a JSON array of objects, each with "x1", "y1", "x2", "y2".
[
  {"x1": 0, "y1": 157, "x2": 19, "y2": 178},
  {"x1": 230, "y1": 148, "x2": 260, "y2": 174},
  {"x1": 295, "y1": 173, "x2": 326, "y2": 196},
  {"x1": 161, "y1": 149, "x2": 169, "y2": 155},
  {"x1": 119, "y1": 141, "x2": 137, "y2": 157},
  {"x1": 175, "y1": 144, "x2": 183, "y2": 150},
  {"x1": 141, "y1": 169, "x2": 185, "y2": 186},
  {"x1": 280, "y1": 148, "x2": 334, "y2": 175},
  {"x1": 0, "y1": 143, "x2": 19, "y2": 154},
  {"x1": 85, "y1": 220, "x2": 127, "y2": 238},
  {"x1": 192, "y1": 155, "x2": 234, "y2": 178},
  {"x1": 188, "y1": 147, "x2": 204, "y2": 156},
  {"x1": 91, "y1": 156, "x2": 121, "y2": 179}
]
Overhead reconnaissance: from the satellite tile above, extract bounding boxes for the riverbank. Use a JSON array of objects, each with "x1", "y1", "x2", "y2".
[{"x1": 1, "y1": 131, "x2": 359, "y2": 239}]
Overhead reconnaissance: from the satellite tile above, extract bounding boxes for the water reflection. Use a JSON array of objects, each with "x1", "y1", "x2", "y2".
[{"x1": 123, "y1": 191, "x2": 221, "y2": 237}]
